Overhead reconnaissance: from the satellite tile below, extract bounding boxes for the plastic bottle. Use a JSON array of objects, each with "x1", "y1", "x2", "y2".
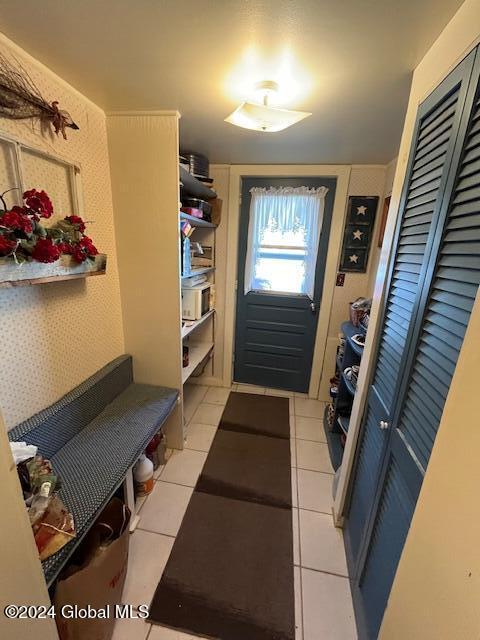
[{"x1": 133, "y1": 454, "x2": 154, "y2": 496}]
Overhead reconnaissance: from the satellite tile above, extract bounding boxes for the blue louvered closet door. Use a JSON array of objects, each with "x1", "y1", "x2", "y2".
[{"x1": 344, "y1": 47, "x2": 480, "y2": 640}]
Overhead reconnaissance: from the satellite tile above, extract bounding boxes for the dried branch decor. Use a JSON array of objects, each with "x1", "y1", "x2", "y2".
[{"x1": 0, "y1": 54, "x2": 79, "y2": 139}]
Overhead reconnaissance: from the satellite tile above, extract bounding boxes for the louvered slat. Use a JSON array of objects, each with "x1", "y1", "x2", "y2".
[
  {"x1": 347, "y1": 57, "x2": 478, "y2": 640},
  {"x1": 371, "y1": 88, "x2": 460, "y2": 408},
  {"x1": 399, "y1": 93, "x2": 480, "y2": 470},
  {"x1": 359, "y1": 459, "x2": 415, "y2": 639},
  {"x1": 345, "y1": 79, "x2": 465, "y2": 586}
]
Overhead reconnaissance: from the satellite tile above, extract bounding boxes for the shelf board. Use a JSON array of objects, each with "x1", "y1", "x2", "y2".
[
  {"x1": 182, "y1": 266, "x2": 215, "y2": 280},
  {"x1": 182, "y1": 341, "x2": 214, "y2": 384},
  {"x1": 337, "y1": 414, "x2": 350, "y2": 435},
  {"x1": 182, "y1": 310, "x2": 215, "y2": 339},
  {"x1": 180, "y1": 166, "x2": 217, "y2": 200},
  {"x1": 0, "y1": 254, "x2": 107, "y2": 288},
  {"x1": 180, "y1": 211, "x2": 217, "y2": 229}
]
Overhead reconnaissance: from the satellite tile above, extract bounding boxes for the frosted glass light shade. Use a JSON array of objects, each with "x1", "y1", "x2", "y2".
[{"x1": 225, "y1": 101, "x2": 311, "y2": 132}]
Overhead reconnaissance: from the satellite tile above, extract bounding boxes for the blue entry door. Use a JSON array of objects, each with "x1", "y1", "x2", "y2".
[{"x1": 234, "y1": 176, "x2": 336, "y2": 392}]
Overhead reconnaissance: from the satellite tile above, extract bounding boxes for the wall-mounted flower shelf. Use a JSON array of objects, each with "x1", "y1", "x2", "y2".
[{"x1": 0, "y1": 254, "x2": 107, "y2": 288}]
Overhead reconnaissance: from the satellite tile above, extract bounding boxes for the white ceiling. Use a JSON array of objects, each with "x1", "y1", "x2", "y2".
[{"x1": 0, "y1": 0, "x2": 464, "y2": 165}]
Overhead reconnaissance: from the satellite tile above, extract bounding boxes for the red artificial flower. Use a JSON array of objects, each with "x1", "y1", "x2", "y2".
[
  {"x1": 1, "y1": 207, "x2": 34, "y2": 234},
  {"x1": 58, "y1": 241, "x2": 74, "y2": 255},
  {"x1": 79, "y1": 235, "x2": 98, "y2": 256},
  {"x1": 23, "y1": 189, "x2": 54, "y2": 219},
  {"x1": 64, "y1": 215, "x2": 86, "y2": 232},
  {"x1": 0, "y1": 234, "x2": 17, "y2": 255},
  {"x1": 72, "y1": 245, "x2": 87, "y2": 263},
  {"x1": 31, "y1": 238, "x2": 60, "y2": 263}
]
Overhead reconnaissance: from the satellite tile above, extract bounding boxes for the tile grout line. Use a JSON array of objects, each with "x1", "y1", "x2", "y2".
[
  {"x1": 156, "y1": 478, "x2": 198, "y2": 490},
  {"x1": 299, "y1": 565, "x2": 350, "y2": 580},
  {"x1": 293, "y1": 426, "x2": 305, "y2": 640},
  {"x1": 118, "y1": 385, "x2": 213, "y2": 640},
  {"x1": 296, "y1": 467, "x2": 336, "y2": 478},
  {"x1": 293, "y1": 435, "x2": 328, "y2": 443},
  {"x1": 137, "y1": 526, "x2": 177, "y2": 539},
  {"x1": 144, "y1": 387, "x2": 313, "y2": 640},
  {"x1": 290, "y1": 411, "x2": 304, "y2": 640},
  {"x1": 297, "y1": 505, "x2": 336, "y2": 517},
  {"x1": 297, "y1": 465, "x2": 334, "y2": 476},
  {"x1": 184, "y1": 445, "x2": 214, "y2": 453}
]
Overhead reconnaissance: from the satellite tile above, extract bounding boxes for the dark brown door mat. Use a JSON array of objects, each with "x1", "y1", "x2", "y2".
[
  {"x1": 149, "y1": 492, "x2": 295, "y2": 640},
  {"x1": 219, "y1": 392, "x2": 290, "y2": 439},
  {"x1": 148, "y1": 392, "x2": 294, "y2": 639},
  {"x1": 196, "y1": 429, "x2": 292, "y2": 508}
]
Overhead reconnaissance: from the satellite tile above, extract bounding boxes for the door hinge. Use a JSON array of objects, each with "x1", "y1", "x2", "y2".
[
  {"x1": 239, "y1": 195, "x2": 242, "y2": 205},
  {"x1": 235, "y1": 279, "x2": 238, "y2": 291}
]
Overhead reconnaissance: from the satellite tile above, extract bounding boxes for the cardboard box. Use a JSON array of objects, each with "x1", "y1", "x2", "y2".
[{"x1": 54, "y1": 498, "x2": 130, "y2": 640}]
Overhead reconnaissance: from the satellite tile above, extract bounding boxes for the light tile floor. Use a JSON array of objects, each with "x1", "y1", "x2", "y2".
[{"x1": 112, "y1": 382, "x2": 357, "y2": 640}]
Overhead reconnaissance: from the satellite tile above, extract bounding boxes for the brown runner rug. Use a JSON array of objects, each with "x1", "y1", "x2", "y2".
[{"x1": 148, "y1": 392, "x2": 295, "y2": 640}]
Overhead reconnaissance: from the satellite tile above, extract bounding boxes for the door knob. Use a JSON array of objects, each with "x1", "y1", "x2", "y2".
[{"x1": 379, "y1": 420, "x2": 389, "y2": 430}]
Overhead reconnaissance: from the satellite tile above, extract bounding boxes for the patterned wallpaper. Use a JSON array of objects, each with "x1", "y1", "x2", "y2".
[{"x1": 0, "y1": 35, "x2": 125, "y2": 428}]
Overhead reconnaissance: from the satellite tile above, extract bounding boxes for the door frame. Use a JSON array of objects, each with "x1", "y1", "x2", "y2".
[{"x1": 224, "y1": 165, "x2": 351, "y2": 397}]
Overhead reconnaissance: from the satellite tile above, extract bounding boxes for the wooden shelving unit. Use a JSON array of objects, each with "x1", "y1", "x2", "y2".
[
  {"x1": 181, "y1": 309, "x2": 215, "y2": 339},
  {"x1": 181, "y1": 266, "x2": 215, "y2": 280},
  {"x1": 180, "y1": 166, "x2": 216, "y2": 200},
  {"x1": 182, "y1": 342, "x2": 214, "y2": 384},
  {"x1": 180, "y1": 166, "x2": 217, "y2": 399},
  {"x1": 180, "y1": 211, "x2": 217, "y2": 229},
  {"x1": 323, "y1": 320, "x2": 366, "y2": 471}
]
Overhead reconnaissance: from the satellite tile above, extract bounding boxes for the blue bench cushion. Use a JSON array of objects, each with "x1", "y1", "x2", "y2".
[
  {"x1": 8, "y1": 355, "x2": 179, "y2": 586},
  {"x1": 9, "y1": 356, "x2": 134, "y2": 458},
  {"x1": 42, "y1": 382, "x2": 178, "y2": 585}
]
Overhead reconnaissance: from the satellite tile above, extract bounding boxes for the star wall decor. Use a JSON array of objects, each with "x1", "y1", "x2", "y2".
[{"x1": 339, "y1": 196, "x2": 379, "y2": 272}]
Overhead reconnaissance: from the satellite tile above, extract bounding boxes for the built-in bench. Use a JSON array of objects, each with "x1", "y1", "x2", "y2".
[{"x1": 8, "y1": 355, "x2": 179, "y2": 586}]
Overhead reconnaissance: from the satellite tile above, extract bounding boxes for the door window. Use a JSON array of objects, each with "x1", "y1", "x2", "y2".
[{"x1": 244, "y1": 186, "x2": 328, "y2": 297}]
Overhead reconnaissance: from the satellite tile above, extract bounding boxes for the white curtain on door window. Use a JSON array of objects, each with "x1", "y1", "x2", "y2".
[{"x1": 244, "y1": 186, "x2": 328, "y2": 298}]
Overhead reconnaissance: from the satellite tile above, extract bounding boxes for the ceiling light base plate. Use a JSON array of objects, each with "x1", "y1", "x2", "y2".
[{"x1": 254, "y1": 80, "x2": 279, "y2": 94}]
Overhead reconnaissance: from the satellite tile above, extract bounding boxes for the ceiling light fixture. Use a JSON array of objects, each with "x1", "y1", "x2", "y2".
[{"x1": 225, "y1": 80, "x2": 311, "y2": 133}]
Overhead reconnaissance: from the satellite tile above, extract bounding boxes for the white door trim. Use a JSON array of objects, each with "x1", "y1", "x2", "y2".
[{"x1": 223, "y1": 164, "x2": 351, "y2": 398}]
